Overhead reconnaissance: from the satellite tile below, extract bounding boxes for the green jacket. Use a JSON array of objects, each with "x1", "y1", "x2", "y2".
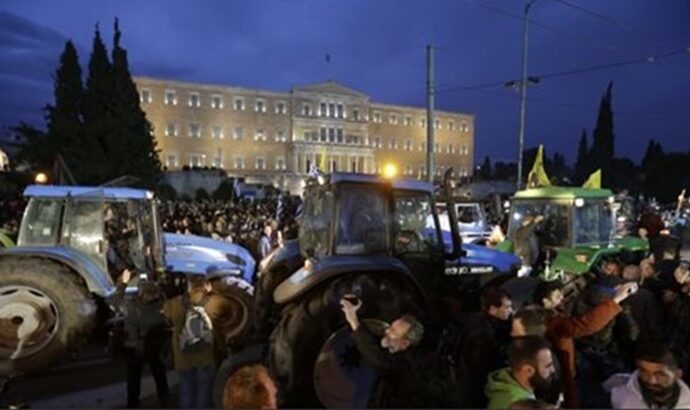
[{"x1": 485, "y1": 368, "x2": 535, "y2": 409}]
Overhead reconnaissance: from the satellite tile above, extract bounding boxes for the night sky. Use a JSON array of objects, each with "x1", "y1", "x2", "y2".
[{"x1": 1, "y1": 0, "x2": 689, "y2": 165}]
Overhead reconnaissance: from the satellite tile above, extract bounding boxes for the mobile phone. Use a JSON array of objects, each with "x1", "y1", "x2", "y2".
[{"x1": 343, "y1": 295, "x2": 360, "y2": 305}]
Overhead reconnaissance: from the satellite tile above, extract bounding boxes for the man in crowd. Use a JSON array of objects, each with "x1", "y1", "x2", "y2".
[
  {"x1": 606, "y1": 342, "x2": 690, "y2": 409},
  {"x1": 485, "y1": 336, "x2": 557, "y2": 409},
  {"x1": 514, "y1": 214, "x2": 544, "y2": 276},
  {"x1": 456, "y1": 286, "x2": 514, "y2": 408},
  {"x1": 223, "y1": 364, "x2": 278, "y2": 409},
  {"x1": 340, "y1": 294, "x2": 427, "y2": 407},
  {"x1": 534, "y1": 279, "x2": 638, "y2": 408}
]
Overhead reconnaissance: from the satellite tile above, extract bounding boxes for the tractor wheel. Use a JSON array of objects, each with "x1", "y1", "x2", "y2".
[
  {"x1": 213, "y1": 276, "x2": 254, "y2": 351},
  {"x1": 269, "y1": 274, "x2": 423, "y2": 408},
  {"x1": 252, "y1": 266, "x2": 294, "y2": 342},
  {"x1": 0, "y1": 258, "x2": 97, "y2": 376}
]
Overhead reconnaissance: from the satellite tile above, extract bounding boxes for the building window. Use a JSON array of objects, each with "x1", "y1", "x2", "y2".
[
  {"x1": 462, "y1": 144, "x2": 469, "y2": 155},
  {"x1": 337, "y1": 104, "x2": 344, "y2": 118},
  {"x1": 329, "y1": 103, "x2": 335, "y2": 118},
  {"x1": 212, "y1": 125, "x2": 223, "y2": 139},
  {"x1": 447, "y1": 143, "x2": 455, "y2": 154},
  {"x1": 353, "y1": 108, "x2": 360, "y2": 121},
  {"x1": 320, "y1": 102, "x2": 327, "y2": 117},
  {"x1": 275, "y1": 101, "x2": 286, "y2": 115},
  {"x1": 211, "y1": 95, "x2": 223, "y2": 109},
  {"x1": 234, "y1": 156, "x2": 245, "y2": 170},
  {"x1": 405, "y1": 165, "x2": 413, "y2": 176},
  {"x1": 420, "y1": 118, "x2": 427, "y2": 128},
  {"x1": 434, "y1": 143, "x2": 440, "y2": 153},
  {"x1": 233, "y1": 127, "x2": 244, "y2": 140},
  {"x1": 404, "y1": 115, "x2": 412, "y2": 126},
  {"x1": 189, "y1": 123, "x2": 201, "y2": 138},
  {"x1": 462, "y1": 122, "x2": 469, "y2": 132},
  {"x1": 255, "y1": 99, "x2": 266, "y2": 113},
  {"x1": 435, "y1": 119, "x2": 441, "y2": 130},
  {"x1": 255, "y1": 157, "x2": 266, "y2": 170},
  {"x1": 419, "y1": 142, "x2": 425, "y2": 152},
  {"x1": 164, "y1": 90, "x2": 177, "y2": 106},
  {"x1": 140, "y1": 89, "x2": 151, "y2": 104},
  {"x1": 213, "y1": 149, "x2": 223, "y2": 168},
  {"x1": 166, "y1": 154, "x2": 178, "y2": 168},
  {"x1": 275, "y1": 157, "x2": 286, "y2": 171},
  {"x1": 389, "y1": 114, "x2": 398, "y2": 125},
  {"x1": 320, "y1": 127, "x2": 327, "y2": 142},
  {"x1": 373, "y1": 112, "x2": 382, "y2": 123},
  {"x1": 234, "y1": 97, "x2": 245, "y2": 111},
  {"x1": 302, "y1": 103, "x2": 312, "y2": 116},
  {"x1": 336, "y1": 128, "x2": 343, "y2": 143},
  {"x1": 418, "y1": 165, "x2": 426, "y2": 178},
  {"x1": 405, "y1": 139, "x2": 412, "y2": 151},
  {"x1": 254, "y1": 129, "x2": 266, "y2": 141},
  {"x1": 189, "y1": 154, "x2": 202, "y2": 167},
  {"x1": 275, "y1": 130, "x2": 287, "y2": 142},
  {"x1": 165, "y1": 122, "x2": 178, "y2": 137},
  {"x1": 389, "y1": 138, "x2": 398, "y2": 150},
  {"x1": 448, "y1": 121, "x2": 455, "y2": 131},
  {"x1": 188, "y1": 92, "x2": 200, "y2": 108},
  {"x1": 328, "y1": 128, "x2": 335, "y2": 143},
  {"x1": 351, "y1": 135, "x2": 361, "y2": 145},
  {"x1": 372, "y1": 137, "x2": 381, "y2": 148}
]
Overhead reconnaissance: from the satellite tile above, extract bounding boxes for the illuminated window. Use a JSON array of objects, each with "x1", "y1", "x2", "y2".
[
  {"x1": 373, "y1": 112, "x2": 382, "y2": 123},
  {"x1": 254, "y1": 129, "x2": 266, "y2": 141},
  {"x1": 255, "y1": 99, "x2": 266, "y2": 113},
  {"x1": 336, "y1": 128, "x2": 343, "y2": 143},
  {"x1": 435, "y1": 119, "x2": 441, "y2": 130},
  {"x1": 211, "y1": 95, "x2": 223, "y2": 109},
  {"x1": 166, "y1": 154, "x2": 178, "y2": 168},
  {"x1": 140, "y1": 89, "x2": 151, "y2": 104},
  {"x1": 275, "y1": 101, "x2": 287, "y2": 114},
  {"x1": 337, "y1": 104, "x2": 344, "y2": 118},
  {"x1": 302, "y1": 103, "x2": 312, "y2": 116},
  {"x1": 255, "y1": 157, "x2": 266, "y2": 170},
  {"x1": 234, "y1": 156, "x2": 245, "y2": 169},
  {"x1": 329, "y1": 103, "x2": 335, "y2": 118},
  {"x1": 164, "y1": 90, "x2": 177, "y2": 106},
  {"x1": 212, "y1": 125, "x2": 223, "y2": 139},
  {"x1": 389, "y1": 138, "x2": 398, "y2": 150},
  {"x1": 189, "y1": 123, "x2": 201, "y2": 138},
  {"x1": 404, "y1": 115, "x2": 412, "y2": 126},
  {"x1": 353, "y1": 108, "x2": 360, "y2": 121},
  {"x1": 320, "y1": 102, "x2": 327, "y2": 117},
  {"x1": 234, "y1": 98, "x2": 245, "y2": 111},
  {"x1": 275, "y1": 157, "x2": 286, "y2": 170},
  {"x1": 448, "y1": 121, "x2": 455, "y2": 131},
  {"x1": 188, "y1": 92, "x2": 200, "y2": 108},
  {"x1": 233, "y1": 127, "x2": 244, "y2": 140},
  {"x1": 390, "y1": 114, "x2": 398, "y2": 125},
  {"x1": 189, "y1": 154, "x2": 202, "y2": 167},
  {"x1": 420, "y1": 118, "x2": 427, "y2": 128},
  {"x1": 275, "y1": 130, "x2": 287, "y2": 142},
  {"x1": 165, "y1": 122, "x2": 178, "y2": 137},
  {"x1": 405, "y1": 139, "x2": 412, "y2": 151}
]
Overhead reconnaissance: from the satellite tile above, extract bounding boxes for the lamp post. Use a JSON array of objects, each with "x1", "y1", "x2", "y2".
[{"x1": 516, "y1": 0, "x2": 539, "y2": 191}]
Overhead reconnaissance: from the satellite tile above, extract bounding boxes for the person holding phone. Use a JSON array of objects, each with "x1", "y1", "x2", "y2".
[{"x1": 340, "y1": 294, "x2": 427, "y2": 407}]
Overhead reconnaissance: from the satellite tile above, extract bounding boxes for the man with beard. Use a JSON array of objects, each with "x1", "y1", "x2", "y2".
[
  {"x1": 534, "y1": 279, "x2": 637, "y2": 408},
  {"x1": 485, "y1": 336, "x2": 557, "y2": 409},
  {"x1": 607, "y1": 342, "x2": 690, "y2": 409},
  {"x1": 340, "y1": 294, "x2": 428, "y2": 408}
]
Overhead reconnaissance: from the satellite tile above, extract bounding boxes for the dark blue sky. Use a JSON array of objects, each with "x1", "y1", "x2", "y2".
[{"x1": 1, "y1": 0, "x2": 689, "y2": 165}]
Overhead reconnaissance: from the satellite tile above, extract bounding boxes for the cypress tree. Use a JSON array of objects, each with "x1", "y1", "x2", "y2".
[
  {"x1": 44, "y1": 40, "x2": 84, "y2": 177},
  {"x1": 591, "y1": 82, "x2": 615, "y2": 184},
  {"x1": 111, "y1": 18, "x2": 161, "y2": 187},
  {"x1": 82, "y1": 24, "x2": 113, "y2": 184}
]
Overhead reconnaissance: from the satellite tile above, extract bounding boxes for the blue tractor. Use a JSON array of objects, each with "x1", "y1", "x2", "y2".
[
  {"x1": 217, "y1": 171, "x2": 520, "y2": 407},
  {"x1": 0, "y1": 185, "x2": 255, "y2": 376}
]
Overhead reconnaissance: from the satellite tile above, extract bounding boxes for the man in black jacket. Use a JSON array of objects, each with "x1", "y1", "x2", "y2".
[{"x1": 340, "y1": 295, "x2": 427, "y2": 408}]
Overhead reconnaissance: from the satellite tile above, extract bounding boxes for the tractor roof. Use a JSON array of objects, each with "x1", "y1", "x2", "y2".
[
  {"x1": 24, "y1": 185, "x2": 153, "y2": 200},
  {"x1": 514, "y1": 186, "x2": 613, "y2": 200},
  {"x1": 329, "y1": 172, "x2": 434, "y2": 193}
]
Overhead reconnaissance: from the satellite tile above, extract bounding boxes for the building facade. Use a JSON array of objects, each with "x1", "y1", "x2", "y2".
[{"x1": 134, "y1": 77, "x2": 474, "y2": 192}]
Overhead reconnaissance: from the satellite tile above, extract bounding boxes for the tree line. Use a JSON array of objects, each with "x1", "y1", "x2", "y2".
[
  {"x1": 476, "y1": 82, "x2": 690, "y2": 203},
  {"x1": 14, "y1": 19, "x2": 161, "y2": 188}
]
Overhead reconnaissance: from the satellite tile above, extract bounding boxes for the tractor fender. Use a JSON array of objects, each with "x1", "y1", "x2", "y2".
[
  {"x1": 163, "y1": 233, "x2": 255, "y2": 283},
  {"x1": 0, "y1": 246, "x2": 115, "y2": 298},
  {"x1": 258, "y1": 239, "x2": 303, "y2": 279},
  {"x1": 273, "y1": 255, "x2": 427, "y2": 306}
]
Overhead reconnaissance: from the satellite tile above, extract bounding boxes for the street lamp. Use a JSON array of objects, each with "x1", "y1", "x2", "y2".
[{"x1": 516, "y1": 0, "x2": 539, "y2": 191}]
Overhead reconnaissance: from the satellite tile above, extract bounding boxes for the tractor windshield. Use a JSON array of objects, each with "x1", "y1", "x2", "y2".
[
  {"x1": 574, "y1": 201, "x2": 614, "y2": 246},
  {"x1": 509, "y1": 201, "x2": 570, "y2": 248},
  {"x1": 299, "y1": 187, "x2": 335, "y2": 258},
  {"x1": 393, "y1": 191, "x2": 441, "y2": 254},
  {"x1": 335, "y1": 184, "x2": 388, "y2": 255},
  {"x1": 18, "y1": 198, "x2": 63, "y2": 246}
]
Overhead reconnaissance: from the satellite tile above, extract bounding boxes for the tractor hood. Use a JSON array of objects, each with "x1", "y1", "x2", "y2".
[
  {"x1": 441, "y1": 230, "x2": 521, "y2": 274},
  {"x1": 163, "y1": 233, "x2": 255, "y2": 282}
]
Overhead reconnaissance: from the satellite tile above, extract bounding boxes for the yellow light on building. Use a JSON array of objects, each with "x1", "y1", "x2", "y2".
[
  {"x1": 382, "y1": 163, "x2": 398, "y2": 179},
  {"x1": 35, "y1": 172, "x2": 48, "y2": 184}
]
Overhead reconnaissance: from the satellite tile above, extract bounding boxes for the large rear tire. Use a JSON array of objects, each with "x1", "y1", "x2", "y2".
[
  {"x1": 269, "y1": 274, "x2": 423, "y2": 408},
  {"x1": 213, "y1": 276, "x2": 254, "y2": 351},
  {"x1": 0, "y1": 258, "x2": 97, "y2": 376}
]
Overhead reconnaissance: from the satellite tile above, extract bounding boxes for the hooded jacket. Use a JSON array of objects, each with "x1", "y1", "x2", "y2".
[
  {"x1": 607, "y1": 371, "x2": 690, "y2": 409},
  {"x1": 485, "y1": 368, "x2": 535, "y2": 410}
]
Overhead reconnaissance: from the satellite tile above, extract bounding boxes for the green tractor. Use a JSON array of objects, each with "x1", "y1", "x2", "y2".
[{"x1": 496, "y1": 186, "x2": 648, "y2": 297}]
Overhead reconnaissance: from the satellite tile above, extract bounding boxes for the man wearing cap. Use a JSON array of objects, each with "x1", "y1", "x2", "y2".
[{"x1": 203, "y1": 265, "x2": 242, "y2": 364}]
